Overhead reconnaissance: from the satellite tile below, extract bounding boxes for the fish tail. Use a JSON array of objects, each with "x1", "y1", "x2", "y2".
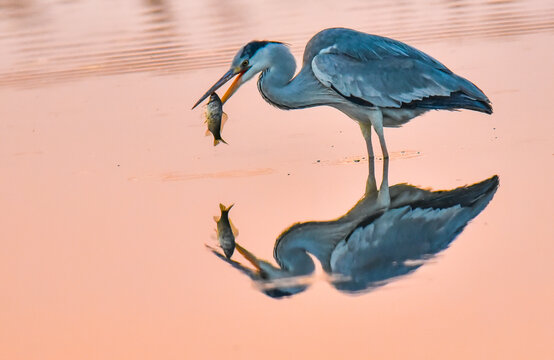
[
  {"x1": 213, "y1": 137, "x2": 228, "y2": 146},
  {"x1": 219, "y1": 203, "x2": 234, "y2": 212}
]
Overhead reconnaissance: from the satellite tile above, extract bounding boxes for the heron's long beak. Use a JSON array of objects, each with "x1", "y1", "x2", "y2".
[
  {"x1": 221, "y1": 71, "x2": 245, "y2": 104},
  {"x1": 235, "y1": 243, "x2": 262, "y2": 271},
  {"x1": 191, "y1": 68, "x2": 245, "y2": 109}
]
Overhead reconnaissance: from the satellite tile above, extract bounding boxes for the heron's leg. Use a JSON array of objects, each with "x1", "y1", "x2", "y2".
[
  {"x1": 364, "y1": 152, "x2": 377, "y2": 196},
  {"x1": 377, "y1": 157, "x2": 390, "y2": 208},
  {"x1": 369, "y1": 111, "x2": 389, "y2": 159},
  {"x1": 358, "y1": 121, "x2": 374, "y2": 159}
]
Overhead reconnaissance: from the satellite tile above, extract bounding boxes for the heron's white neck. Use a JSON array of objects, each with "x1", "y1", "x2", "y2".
[
  {"x1": 256, "y1": 45, "x2": 315, "y2": 110},
  {"x1": 276, "y1": 247, "x2": 315, "y2": 276},
  {"x1": 274, "y1": 222, "x2": 352, "y2": 274}
]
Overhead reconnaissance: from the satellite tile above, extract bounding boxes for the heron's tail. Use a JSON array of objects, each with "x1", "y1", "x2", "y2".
[
  {"x1": 413, "y1": 91, "x2": 492, "y2": 114},
  {"x1": 410, "y1": 175, "x2": 499, "y2": 210},
  {"x1": 451, "y1": 92, "x2": 492, "y2": 114},
  {"x1": 455, "y1": 73, "x2": 493, "y2": 114}
]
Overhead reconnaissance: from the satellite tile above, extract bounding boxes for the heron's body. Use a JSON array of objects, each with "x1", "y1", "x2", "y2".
[{"x1": 193, "y1": 28, "x2": 492, "y2": 157}]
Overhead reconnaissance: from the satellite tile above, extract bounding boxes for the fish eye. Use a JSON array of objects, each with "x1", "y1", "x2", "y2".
[{"x1": 241, "y1": 59, "x2": 249, "y2": 67}]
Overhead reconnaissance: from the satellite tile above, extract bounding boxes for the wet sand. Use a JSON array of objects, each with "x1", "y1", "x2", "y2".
[{"x1": 1, "y1": 1, "x2": 553, "y2": 359}]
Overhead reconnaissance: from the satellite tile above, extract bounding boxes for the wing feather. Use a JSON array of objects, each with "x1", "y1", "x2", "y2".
[
  {"x1": 308, "y1": 29, "x2": 489, "y2": 108},
  {"x1": 313, "y1": 54, "x2": 459, "y2": 108},
  {"x1": 330, "y1": 205, "x2": 474, "y2": 275}
]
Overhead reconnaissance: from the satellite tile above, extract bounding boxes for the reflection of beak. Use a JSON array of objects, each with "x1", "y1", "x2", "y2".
[
  {"x1": 191, "y1": 68, "x2": 245, "y2": 109},
  {"x1": 235, "y1": 243, "x2": 261, "y2": 271}
]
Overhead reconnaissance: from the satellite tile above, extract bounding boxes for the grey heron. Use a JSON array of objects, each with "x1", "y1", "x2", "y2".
[
  {"x1": 207, "y1": 159, "x2": 499, "y2": 298},
  {"x1": 192, "y1": 28, "x2": 492, "y2": 158}
]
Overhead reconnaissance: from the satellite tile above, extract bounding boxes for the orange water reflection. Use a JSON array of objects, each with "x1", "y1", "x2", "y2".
[{"x1": 1, "y1": 0, "x2": 553, "y2": 359}]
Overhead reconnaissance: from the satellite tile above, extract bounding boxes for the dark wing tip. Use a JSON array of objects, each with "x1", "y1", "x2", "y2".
[{"x1": 484, "y1": 101, "x2": 493, "y2": 114}]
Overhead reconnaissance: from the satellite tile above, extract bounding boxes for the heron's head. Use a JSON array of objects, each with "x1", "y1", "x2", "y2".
[
  {"x1": 192, "y1": 41, "x2": 289, "y2": 109},
  {"x1": 234, "y1": 243, "x2": 311, "y2": 298}
]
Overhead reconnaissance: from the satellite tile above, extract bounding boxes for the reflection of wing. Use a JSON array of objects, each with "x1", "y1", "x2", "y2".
[
  {"x1": 332, "y1": 206, "x2": 468, "y2": 268},
  {"x1": 331, "y1": 176, "x2": 498, "y2": 292}
]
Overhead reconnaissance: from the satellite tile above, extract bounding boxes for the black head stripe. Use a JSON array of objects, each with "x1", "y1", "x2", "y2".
[{"x1": 240, "y1": 40, "x2": 283, "y2": 58}]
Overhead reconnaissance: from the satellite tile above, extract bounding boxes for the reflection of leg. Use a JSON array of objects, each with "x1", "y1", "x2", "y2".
[
  {"x1": 377, "y1": 157, "x2": 390, "y2": 207},
  {"x1": 365, "y1": 154, "x2": 377, "y2": 196},
  {"x1": 369, "y1": 111, "x2": 388, "y2": 159},
  {"x1": 359, "y1": 121, "x2": 374, "y2": 159}
]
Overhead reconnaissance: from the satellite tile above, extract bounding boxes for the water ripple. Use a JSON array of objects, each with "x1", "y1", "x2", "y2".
[{"x1": 0, "y1": 0, "x2": 551, "y2": 88}]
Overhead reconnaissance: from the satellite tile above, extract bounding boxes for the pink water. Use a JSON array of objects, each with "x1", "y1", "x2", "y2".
[{"x1": 1, "y1": 0, "x2": 553, "y2": 359}]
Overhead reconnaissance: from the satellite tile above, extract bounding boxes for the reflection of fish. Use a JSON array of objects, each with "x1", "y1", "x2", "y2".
[
  {"x1": 215, "y1": 204, "x2": 236, "y2": 258},
  {"x1": 204, "y1": 93, "x2": 228, "y2": 146}
]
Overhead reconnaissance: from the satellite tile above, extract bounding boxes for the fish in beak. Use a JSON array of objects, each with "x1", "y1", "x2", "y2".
[{"x1": 192, "y1": 68, "x2": 246, "y2": 109}]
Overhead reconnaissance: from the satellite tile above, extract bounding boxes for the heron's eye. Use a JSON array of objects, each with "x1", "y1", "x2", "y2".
[{"x1": 241, "y1": 60, "x2": 249, "y2": 67}]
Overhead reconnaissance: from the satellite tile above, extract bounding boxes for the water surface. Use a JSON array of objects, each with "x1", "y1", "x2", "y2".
[{"x1": 1, "y1": 1, "x2": 553, "y2": 359}]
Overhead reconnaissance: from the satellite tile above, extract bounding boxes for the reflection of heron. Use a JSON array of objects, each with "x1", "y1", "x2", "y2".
[
  {"x1": 192, "y1": 28, "x2": 492, "y2": 158},
  {"x1": 207, "y1": 159, "x2": 498, "y2": 298}
]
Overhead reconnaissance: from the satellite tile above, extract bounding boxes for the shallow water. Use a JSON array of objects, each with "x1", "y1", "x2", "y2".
[{"x1": 1, "y1": 0, "x2": 553, "y2": 359}]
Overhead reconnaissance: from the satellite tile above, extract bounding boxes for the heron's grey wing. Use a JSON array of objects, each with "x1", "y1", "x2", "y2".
[
  {"x1": 332, "y1": 206, "x2": 469, "y2": 267},
  {"x1": 313, "y1": 53, "x2": 478, "y2": 108},
  {"x1": 304, "y1": 28, "x2": 451, "y2": 70},
  {"x1": 306, "y1": 29, "x2": 489, "y2": 108},
  {"x1": 329, "y1": 173, "x2": 498, "y2": 293},
  {"x1": 329, "y1": 205, "x2": 478, "y2": 292}
]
